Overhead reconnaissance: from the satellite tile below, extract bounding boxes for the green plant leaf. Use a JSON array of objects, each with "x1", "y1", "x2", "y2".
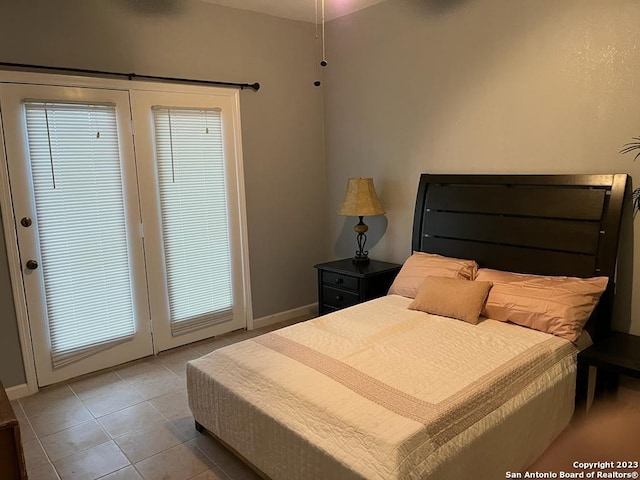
[
  {"x1": 619, "y1": 144, "x2": 640, "y2": 154},
  {"x1": 621, "y1": 139, "x2": 640, "y2": 214}
]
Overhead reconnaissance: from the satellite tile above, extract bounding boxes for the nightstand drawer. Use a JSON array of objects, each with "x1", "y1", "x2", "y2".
[
  {"x1": 322, "y1": 271, "x2": 359, "y2": 292},
  {"x1": 322, "y1": 286, "x2": 360, "y2": 309}
]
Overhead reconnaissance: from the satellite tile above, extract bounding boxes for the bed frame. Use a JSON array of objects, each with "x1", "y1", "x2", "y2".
[
  {"x1": 192, "y1": 173, "x2": 629, "y2": 478},
  {"x1": 411, "y1": 174, "x2": 628, "y2": 339}
]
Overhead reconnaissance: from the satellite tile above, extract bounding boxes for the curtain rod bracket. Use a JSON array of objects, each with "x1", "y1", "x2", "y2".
[{"x1": 242, "y1": 82, "x2": 260, "y2": 91}]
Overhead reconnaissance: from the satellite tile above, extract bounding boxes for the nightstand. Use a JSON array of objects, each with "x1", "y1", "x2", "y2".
[
  {"x1": 314, "y1": 259, "x2": 402, "y2": 315},
  {"x1": 577, "y1": 332, "x2": 640, "y2": 406}
]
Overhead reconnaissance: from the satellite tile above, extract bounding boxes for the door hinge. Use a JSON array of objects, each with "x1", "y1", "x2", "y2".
[{"x1": 139, "y1": 223, "x2": 144, "y2": 238}]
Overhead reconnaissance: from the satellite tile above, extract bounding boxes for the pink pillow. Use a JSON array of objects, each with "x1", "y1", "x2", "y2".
[
  {"x1": 476, "y1": 268, "x2": 608, "y2": 342},
  {"x1": 388, "y1": 252, "x2": 478, "y2": 298}
]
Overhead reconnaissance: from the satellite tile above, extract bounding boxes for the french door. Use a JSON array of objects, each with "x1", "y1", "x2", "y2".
[
  {"x1": 0, "y1": 80, "x2": 250, "y2": 386},
  {"x1": 131, "y1": 90, "x2": 248, "y2": 352}
]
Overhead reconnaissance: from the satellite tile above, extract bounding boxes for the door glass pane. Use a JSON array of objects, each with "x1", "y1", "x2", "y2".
[
  {"x1": 24, "y1": 102, "x2": 135, "y2": 367},
  {"x1": 152, "y1": 107, "x2": 233, "y2": 336}
]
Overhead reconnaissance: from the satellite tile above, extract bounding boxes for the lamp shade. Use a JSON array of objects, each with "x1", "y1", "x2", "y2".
[{"x1": 337, "y1": 178, "x2": 385, "y2": 216}]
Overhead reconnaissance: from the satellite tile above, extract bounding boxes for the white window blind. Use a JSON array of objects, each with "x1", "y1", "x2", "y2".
[
  {"x1": 152, "y1": 107, "x2": 233, "y2": 336},
  {"x1": 24, "y1": 102, "x2": 136, "y2": 368}
]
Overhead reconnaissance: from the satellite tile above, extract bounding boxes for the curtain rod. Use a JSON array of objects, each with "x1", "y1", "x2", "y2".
[{"x1": 0, "y1": 62, "x2": 260, "y2": 91}]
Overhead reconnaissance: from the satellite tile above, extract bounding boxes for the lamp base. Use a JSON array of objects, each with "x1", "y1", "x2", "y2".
[
  {"x1": 352, "y1": 255, "x2": 370, "y2": 265},
  {"x1": 352, "y1": 216, "x2": 370, "y2": 265}
]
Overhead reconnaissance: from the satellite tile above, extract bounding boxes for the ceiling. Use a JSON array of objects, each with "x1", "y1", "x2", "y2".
[{"x1": 199, "y1": 0, "x2": 387, "y2": 22}]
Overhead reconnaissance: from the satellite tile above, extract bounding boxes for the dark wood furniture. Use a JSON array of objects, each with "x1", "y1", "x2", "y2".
[
  {"x1": 577, "y1": 331, "x2": 640, "y2": 396},
  {"x1": 412, "y1": 174, "x2": 627, "y2": 339},
  {"x1": 0, "y1": 382, "x2": 27, "y2": 479},
  {"x1": 314, "y1": 259, "x2": 401, "y2": 315},
  {"x1": 579, "y1": 332, "x2": 640, "y2": 379}
]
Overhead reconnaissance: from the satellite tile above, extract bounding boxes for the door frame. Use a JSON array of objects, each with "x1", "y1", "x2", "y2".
[
  {"x1": 0, "y1": 70, "x2": 253, "y2": 395},
  {"x1": 0, "y1": 104, "x2": 38, "y2": 396}
]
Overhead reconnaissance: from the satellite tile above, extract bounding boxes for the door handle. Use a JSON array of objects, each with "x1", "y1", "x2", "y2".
[
  {"x1": 21, "y1": 217, "x2": 32, "y2": 227},
  {"x1": 26, "y1": 259, "x2": 38, "y2": 270}
]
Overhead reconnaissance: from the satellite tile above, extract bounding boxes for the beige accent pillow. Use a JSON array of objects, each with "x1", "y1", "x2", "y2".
[
  {"x1": 408, "y1": 276, "x2": 492, "y2": 325},
  {"x1": 388, "y1": 252, "x2": 478, "y2": 299},
  {"x1": 476, "y1": 268, "x2": 609, "y2": 342}
]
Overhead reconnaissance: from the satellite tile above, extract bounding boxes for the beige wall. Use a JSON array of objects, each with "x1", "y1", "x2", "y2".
[
  {"x1": 325, "y1": 0, "x2": 640, "y2": 334},
  {"x1": 0, "y1": 0, "x2": 327, "y2": 386},
  {"x1": 0, "y1": 218, "x2": 24, "y2": 387},
  {"x1": 3, "y1": 0, "x2": 639, "y2": 387}
]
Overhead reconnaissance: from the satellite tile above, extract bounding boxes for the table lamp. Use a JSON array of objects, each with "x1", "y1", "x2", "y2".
[{"x1": 337, "y1": 178, "x2": 385, "y2": 264}]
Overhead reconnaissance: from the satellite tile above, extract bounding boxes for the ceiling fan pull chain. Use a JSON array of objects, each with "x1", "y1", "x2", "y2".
[
  {"x1": 314, "y1": 0, "x2": 321, "y2": 86},
  {"x1": 321, "y1": 0, "x2": 327, "y2": 67}
]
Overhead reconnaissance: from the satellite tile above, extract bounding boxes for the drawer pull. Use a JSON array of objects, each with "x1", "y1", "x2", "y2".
[
  {"x1": 335, "y1": 277, "x2": 344, "y2": 285},
  {"x1": 335, "y1": 295, "x2": 343, "y2": 301}
]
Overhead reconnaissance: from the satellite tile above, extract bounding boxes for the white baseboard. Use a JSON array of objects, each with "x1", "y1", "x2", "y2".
[
  {"x1": 5, "y1": 383, "x2": 30, "y2": 401},
  {"x1": 253, "y1": 303, "x2": 318, "y2": 330}
]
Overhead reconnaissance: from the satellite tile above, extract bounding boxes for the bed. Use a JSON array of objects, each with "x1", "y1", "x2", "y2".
[{"x1": 187, "y1": 174, "x2": 628, "y2": 480}]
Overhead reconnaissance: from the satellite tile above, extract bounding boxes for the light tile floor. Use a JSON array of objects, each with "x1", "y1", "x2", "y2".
[{"x1": 12, "y1": 318, "x2": 304, "y2": 480}]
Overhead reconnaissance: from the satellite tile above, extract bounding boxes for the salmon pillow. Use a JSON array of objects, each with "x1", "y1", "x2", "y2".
[
  {"x1": 475, "y1": 268, "x2": 608, "y2": 342},
  {"x1": 388, "y1": 252, "x2": 478, "y2": 299}
]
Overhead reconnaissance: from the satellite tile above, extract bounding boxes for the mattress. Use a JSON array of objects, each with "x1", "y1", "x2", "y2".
[{"x1": 187, "y1": 294, "x2": 582, "y2": 480}]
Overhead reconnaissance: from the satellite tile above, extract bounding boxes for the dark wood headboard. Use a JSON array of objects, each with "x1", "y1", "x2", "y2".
[{"x1": 412, "y1": 174, "x2": 628, "y2": 337}]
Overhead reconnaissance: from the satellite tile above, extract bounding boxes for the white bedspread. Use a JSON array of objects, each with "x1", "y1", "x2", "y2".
[{"x1": 187, "y1": 295, "x2": 579, "y2": 480}]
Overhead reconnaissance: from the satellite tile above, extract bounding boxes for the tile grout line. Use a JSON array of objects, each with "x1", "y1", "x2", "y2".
[
  {"x1": 93, "y1": 463, "x2": 146, "y2": 480},
  {"x1": 16, "y1": 326, "x2": 302, "y2": 480},
  {"x1": 190, "y1": 439, "x2": 238, "y2": 480},
  {"x1": 53, "y1": 381, "x2": 116, "y2": 469},
  {"x1": 44, "y1": 382, "x2": 132, "y2": 478},
  {"x1": 17, "y1": 395, "x2": 61, "y2": 476},
  {"x1": 41, "y1": 420, "x2": 113, "y2": 464},
  {"x1": 16, "y1": 394, "x2": 53, "y2": 477}
]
